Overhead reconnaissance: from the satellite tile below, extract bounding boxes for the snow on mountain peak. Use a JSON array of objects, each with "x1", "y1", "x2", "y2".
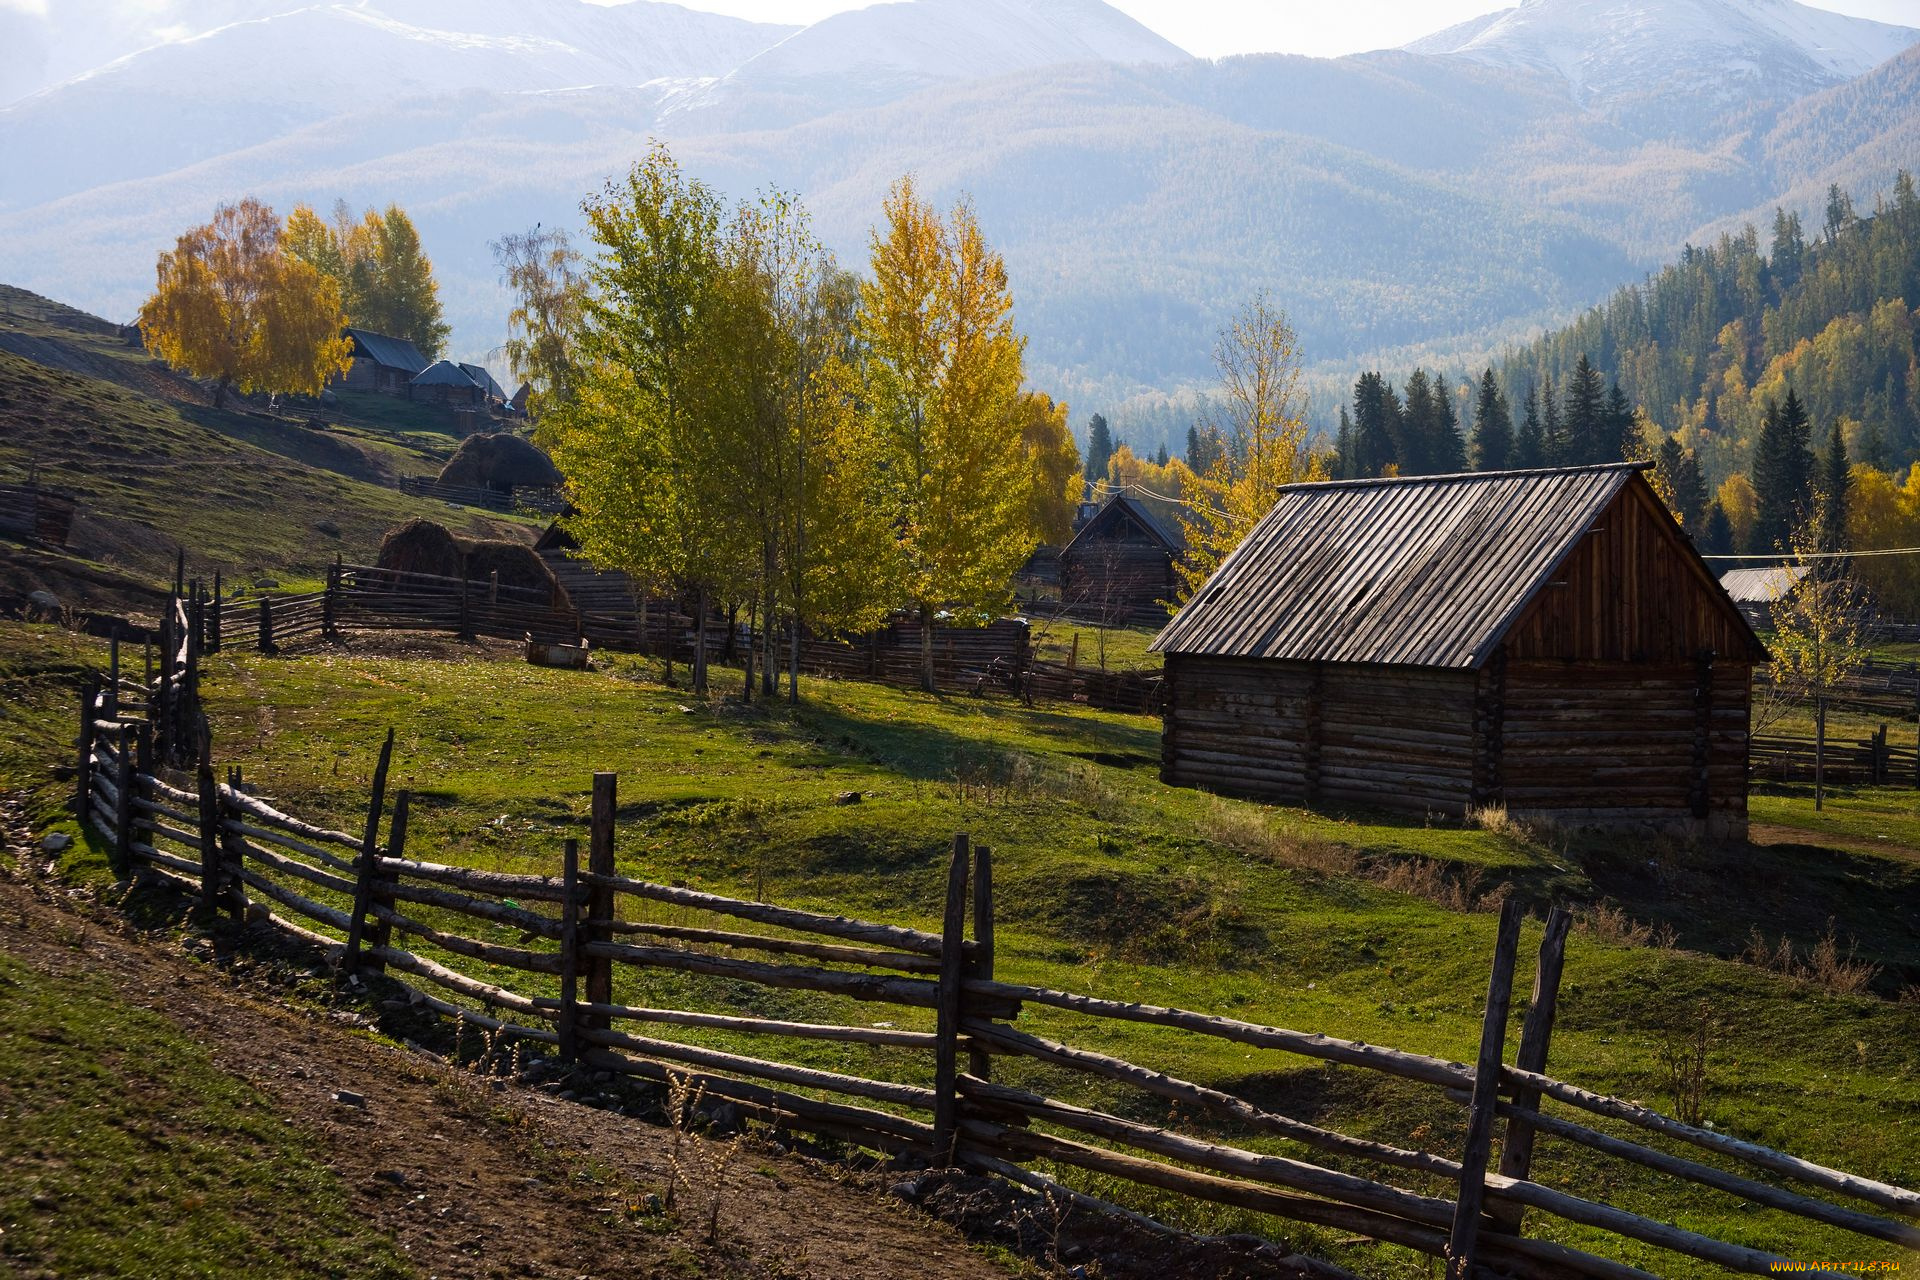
[{"x1": 1407, "y1": 0, "x2": 1920, "y2": 112}]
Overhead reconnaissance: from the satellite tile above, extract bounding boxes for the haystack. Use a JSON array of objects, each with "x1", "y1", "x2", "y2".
[
  {"x1": 377, "y1": 519, "x2": 464, "y2": 579},
  {"x1": 438, "y1": 433, "x2": 562, "y2": 494},
  {"x1": 466, "y1": 538, "x2": 568, "y2": 606}
]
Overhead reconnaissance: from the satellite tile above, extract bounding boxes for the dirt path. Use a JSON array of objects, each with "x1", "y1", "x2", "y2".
[{"x1": 0, "y1": 809, "x2": 1006, "y2": 1280}]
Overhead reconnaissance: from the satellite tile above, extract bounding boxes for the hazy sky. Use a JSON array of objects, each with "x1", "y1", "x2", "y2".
[{"x1": 643, "y1": 0, "x2": 1920, "y2": 59}]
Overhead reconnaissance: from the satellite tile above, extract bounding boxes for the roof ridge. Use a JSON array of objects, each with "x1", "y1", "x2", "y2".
[{"x1": 1278, "y1": 461, "x2": 1651, "y2": 494}]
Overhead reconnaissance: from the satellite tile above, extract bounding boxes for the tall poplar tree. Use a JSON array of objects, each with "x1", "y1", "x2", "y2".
[{"x1": 860, "y1": 177, "x2": 1035, "y2": 692}]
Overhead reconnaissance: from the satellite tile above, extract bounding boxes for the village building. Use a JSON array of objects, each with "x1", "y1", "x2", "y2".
[
  {"x1": 1058, "y1": 491, "x2": 1184, "y2": 623},
  {"x1": 1152, "y1": 463, "x2": 1765, "y2": 836},
  {"x1": 340, "y1": 328, "x2": 430, "y2": 394},
  {"x1": 410, "y1": 359, "x2": 488, "y2": 408},
  {"x1": 1718, "y1": 565, "x2": 1807, "y2": 630}
]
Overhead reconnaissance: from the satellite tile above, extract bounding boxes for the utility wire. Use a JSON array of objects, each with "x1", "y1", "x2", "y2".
[{"x1": 1702, "y1": 547, "x2": 1920, "y2": 561}]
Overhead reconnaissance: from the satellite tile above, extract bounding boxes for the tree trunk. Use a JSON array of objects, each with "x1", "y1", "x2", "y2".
[
  {"x1": 694, "y1": 585, "x2": 710, "y2": 696},
  {"x1": 742, "y1": 603, "x2": 755, "y2": 703},
  {"x1": 920, "y1": 603, "x2": 936, "y2": 694},
  {"x1": 213, "y1": 376, "x2": 230, "y2": 410}
]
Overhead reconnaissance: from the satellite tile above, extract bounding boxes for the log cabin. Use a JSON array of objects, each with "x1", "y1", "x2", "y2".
[
  {"x1": 1152, "y1": 463, "x2": 1765, "y2": 837},
  {"x1": 340, "y1": 327, "x2": 429, "y2": 394},
  {"x1": 1059, "y1": 491, "x2": 1184, "y2": 623}
]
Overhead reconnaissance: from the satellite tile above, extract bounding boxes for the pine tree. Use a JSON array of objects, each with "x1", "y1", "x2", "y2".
[
  {"x1": 1186, "y1": 423, "x2": 1225, "y2": 476},
  {"x1": 1823, "y1": 182, "x2": 1856, "y2": 245},
  {"x1": 1769, "y1": 207, "x2": 1806, "y2": 296},
  {"x1": 1468, "y1": 368, "x2": 1511, "y2": 471},
  {"x1": 1815, "y1": 418, "x2": 1850, "y2": 556},
  {"x1": 1515, "y1": 385, "x2": 1545, "y2": 468},
  {"x1": 1749, "y1": 391, "x2": 1814, "y2": 552},
  {"x1": 1084, "y1": 414, "x2": 1114, "y2": 490},
  {"x1": 1333, "y1": 406, "x2": 1354, "y2": 480},
  {"x1": 1673, "y1": 446, "x2": 1707, "y2": 530},
  {"x1": 1400, "y1": 369, "x2": 1436, "y2": 475},
  {"x1": 1153, "y1": 442, "x2": 1169, "y2": 468},
  {"x1": 1542, "y1": 375, "x2": 1566, "y2": 464}
]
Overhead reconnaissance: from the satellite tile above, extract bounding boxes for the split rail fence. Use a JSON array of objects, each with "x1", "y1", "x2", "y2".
[
  {"x1": 66, "y1": 624, "x2": 1919, "y2": 1280},
  {"x1": 185, "y1": 563, "x2": 1160, "y2": 711}
]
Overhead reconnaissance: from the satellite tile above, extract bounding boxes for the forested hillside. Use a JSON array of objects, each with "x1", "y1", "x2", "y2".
[{"x1": 1495, "y1": 172, "x2": 1920, "y2": 487}]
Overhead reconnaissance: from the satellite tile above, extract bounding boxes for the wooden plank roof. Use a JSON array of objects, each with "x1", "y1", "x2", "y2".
[
  {"x1": 1152, "y1": 463, "x2": 1680, "y2": 669},
  {"x1": 1062, "y1": 491, "x2": 1186, "y2": 557},
  {"x1": 344, "y1": 327, "x2": 429, "y2": 375}
]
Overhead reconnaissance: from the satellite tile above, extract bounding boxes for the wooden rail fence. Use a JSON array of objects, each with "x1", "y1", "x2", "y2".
[{"x1": 67, "y1": 642, "x2": 1917, "y2": 1278}]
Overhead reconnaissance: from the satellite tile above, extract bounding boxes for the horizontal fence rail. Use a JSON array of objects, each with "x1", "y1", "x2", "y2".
[{"x1": 69, "y1": 666, "x2": 1915, "y2": 1279}]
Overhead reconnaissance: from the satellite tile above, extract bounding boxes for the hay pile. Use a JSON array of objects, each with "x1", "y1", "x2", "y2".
[
  {"x1": 376, "y1": 520, "x2": 569, "y2": 607},
  {"x1": 438, "y1": 433, "x2": 561, "y2": 493}
]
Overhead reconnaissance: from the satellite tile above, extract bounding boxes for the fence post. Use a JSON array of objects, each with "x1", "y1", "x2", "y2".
[
  {"x1": 106, "y1": 629, "x2": 120, "y2": 717},
  {"x1": 259, "y1": 597, "x2": 276, "y2": 655},
  {"x1": 209, "y1": 571, "x2": 222, "y2": 654},
  {"x1": 559, "y1": 837, "x2": 580, "y2": 1063},
  {"x1": 156, "y1": 599, "x2": 174, "y2": 760},
  {"x1": 967, "y1": 841, "x2": 995, "y2": 1081},
  {"x1": 322, "y1": 557, "x2": 340, "y2": 640},
  {"x1": 1489, "y1": 905, "x2": 1571, "y2": 1235},
  {"x1": 365, "y1": 790, "x2": 408, "y2": 974},
  {"x1": 585, "y1": 773, "x2": 617, "y2": 1032},
  {"x1": 111, "y1": 724, "x2": 135, "y2": 877},
  {"x1": 344, "y1": 729, "x2": 396, "y2": 974},
  {"x1": 195, "y1": 717, "x2": 219, "y2": 913},
  {"x1": 1445, "y1": 896, "x2": 1524, "y2": 1279},
  {"x1": 219, "y1": 766, "x2": 249, "y2": 921},
  {"x1": 75, "y1": 675, "x2": 99, "y2": 816},
  {"x1": 932, "y1": 832, "x2": 971, "y2": 1167},
  {"x1": 1814, "y1": 695, "x2": 1827, "y2": 812},
  {"x1": 458, "y1": 573, "x2": 473, "y2": 642}
]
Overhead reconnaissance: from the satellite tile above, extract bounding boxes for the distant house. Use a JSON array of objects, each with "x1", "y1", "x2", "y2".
[
  {"x1": 1154, "y1": 463, "x2": 1766, "y2": 837},
  {"x1": 410, "y1": 360, "x2": 486, "y2": 408},
  {"x1": 1719, "y1": 565, "x2": 1807, "y2": 629},
  {"x1": 1059, "y1": 491, "x2": 1184, "y2": 623},
  {"x1": 459, "y1": 363, "x2": 508, "y2": 406},
  {"x1": 341, "y1": 328, "x2": 430, "y2": 395}
]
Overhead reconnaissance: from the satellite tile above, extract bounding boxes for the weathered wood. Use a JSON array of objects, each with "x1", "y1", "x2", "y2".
[
  {"x1": 389, "y1": 979, "x2": 559, "y2": 1045},
  {"x1": 600, "y1": 919, "x2": 938, "y2": 973},
  {"x1": 111, "y1": 724, "x2": 135, "y2": 877},
  {"x1": 74, "y1": 679, "x2": 98, "y2": 816},
  {"x1": 580, "y1": 939, "x2": 947, "y2": 1009},
  {"x1": 582, "y1": 870, "x2": 948, "y2": 957},
  {"x1": 964, "y1": 1018, "x2": 1458, "y2": 1178},
  {"x1": 382, "y1": 876, "x2": 564, "y2": 937},
  {"x1": 368, "y1": 904, "x2": 563, "y2": 974},
  {"x1": 371, "y1": 945, "x2": 551, "y2": 1018},
  {"x1": 218, "y1": 787, "x2": 365, "y2": 853},
  {"x1": 196, "y1": 725, "x2": 220, "y2": 912},
  {"x1": 1500, "y1": 1065, "x2": 1920, "y2": 1218},
  {"x1": 377, "y1": 856, "x2": 571, "y2": 902},
  {"x1": 227, "y1": 860, "x2": 353, "y2": 933},
  {"x1": 366, "y1": 789, "x2": 407, "y2": 974},
  {"x1": 542, "y1": 1001, "x2": 937, "y2": 1048},
  {"x1": 967, "y1": 841, "x2": 995, "y2": 1080},
  {"x1": 577, "y1": 1024, "x2": 937, "y2": 1110},
  {"x1": 960, "y1": 1119, "x2": 1649, "y2": 1280},
  {"x1": 344, "y1": 729, "x2": 395, "y2": 972},
  {"x1": 1490, "y1": 904, "x2": 1571, "y2": 1234},
  {"x1": 557, "y1": 838, "x2": 580, "y2": 1062},
  {"x1": 933, "y1": 833, "x2": 970, "y2": 1164},
  {"x1": 217, "y1": 768, "x2": 248, "y2": 921},
  {"x1": 586, "y1": 771, "x2": 616, "y2": 1029},
  {"x1": 1447, "y1": 897, "x2": 1524, "y2": 1278},
  {"x1": 962, "y1": 977, "x2": 1471, "y2": 1089},
  {"x1": 222, "y1": 819, "x2": 360, "y2": 876}
]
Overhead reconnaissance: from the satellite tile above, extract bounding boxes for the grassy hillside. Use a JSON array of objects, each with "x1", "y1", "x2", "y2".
[
  {"x1": 0, "y1": 285, "x2": 537, "y2": 606},
  {"x1": 0, "y1": 623, "x2": 1900, "y2": 1277}
]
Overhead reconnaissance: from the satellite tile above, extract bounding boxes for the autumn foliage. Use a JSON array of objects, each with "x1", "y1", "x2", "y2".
[{"x1": 137, "y1": 199, "x2": 351, "y2": 406}]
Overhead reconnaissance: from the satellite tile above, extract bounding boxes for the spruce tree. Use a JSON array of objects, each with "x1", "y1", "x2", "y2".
[
  {"x1": 1352, "y1": 372, "x2": 1397, "y2": 477},
  {"x1": 1604, "y1": 381, "x2": 1635, "y2": 460},
  {"x1": 1700, "y1": 501, "x2": 1734, "y2": 556},
  {"x1": 1673, "y1": 446, "x2": 1706, "y2": 530},
  {"x1": 1154, "y1": 442, "x2": 1169, "y2": 468},
  {"x1": 1515, "y1": 385, "x2": 1545, "y2": 468},
  {"x1": 1433, "y1": 375, "x2": 1467, "y2": 472},
  {"x1": 1469, "y1": 368, "x2": 1512, "y2": 471},
  {"x1": 1816, "y1": 418, "x2": 1850, "y2": 555},
  {"x1": 1084, "y1": 414, "x2": 1114, "y2": 489},
  {"x1": 1749, "y1": 391, "x2": 1814, "y2": 551},
  {"x1": 1333, "y1": 406, "x2": 1354, "y2": 480},
  {"x1": 1400, "y1": 369, "x2": 1436, "y2": 475},
  {"x1": 1562, "y1": 356, "x2": 1605, "y2": 464},
  {"x1": 1542, "y1": 375, "x2": 1566, "y2": 464}
]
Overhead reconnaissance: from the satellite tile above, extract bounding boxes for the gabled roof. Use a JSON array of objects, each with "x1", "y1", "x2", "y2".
[
  {"x1": 1153, "y1": 463, "x2": 1714, "y2": 669},
  {"x1": 1719, "y1": 565, "x2": 1807, "y2": 604},
  {"x1": 344, "y1": 328, "x2": 430, "y2": 375},
  {"x1": 411, "y1": 359, "x2": 481, "y2": 388},
  {"x1": 1063, "y1": 490, "x2": 1185, "y2": 558},
  {"x1": 458, "y1": 363, "x2": 507, "y2": 401}
]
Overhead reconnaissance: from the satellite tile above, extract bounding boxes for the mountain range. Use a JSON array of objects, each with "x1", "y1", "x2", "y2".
[{"x1": 1, "y1": 0, "x2": 1915, "y2": 438}]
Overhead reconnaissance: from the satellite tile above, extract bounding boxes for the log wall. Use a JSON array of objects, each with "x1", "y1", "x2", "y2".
[{"x1": 1060, "y1": 539, "x2": 1178, "y2": 623}]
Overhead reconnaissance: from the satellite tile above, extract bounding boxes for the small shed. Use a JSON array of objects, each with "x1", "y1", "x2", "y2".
[
  {"x1": 1719, "y1": 565, "x2": 1807, "y2": 629},
  {"x1": 1153, "y1": 464, "x2": 1766, "y2": 836},
  {"x1": 341, "y1": 328, "x2": 430, "y2": 394},
  {"x1": 410, "y1": 360, "x2": 485, "y2": 408},
  {"x1": 458, "y1": 362, "x2": 509, "y2": 406},
  {"x1": 1059, "y1": 492, "x2": 1184, "y2": 623}
]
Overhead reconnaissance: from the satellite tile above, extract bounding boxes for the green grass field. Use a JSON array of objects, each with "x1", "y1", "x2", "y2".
[{"x1": 5, "y1": 621, "x2": 1911, "y2": 1276}]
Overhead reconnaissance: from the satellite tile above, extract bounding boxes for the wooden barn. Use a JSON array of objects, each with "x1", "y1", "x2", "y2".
[
  {"x1": 1152, "y1": 463, "x2": 1766, "y2": 836},
  {"x1": 340, "y1": 328, "x2": 429, "y2": 394},
  {"x1": 1059, "y1": 492, "x2": 1184, "y2": 623}
]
